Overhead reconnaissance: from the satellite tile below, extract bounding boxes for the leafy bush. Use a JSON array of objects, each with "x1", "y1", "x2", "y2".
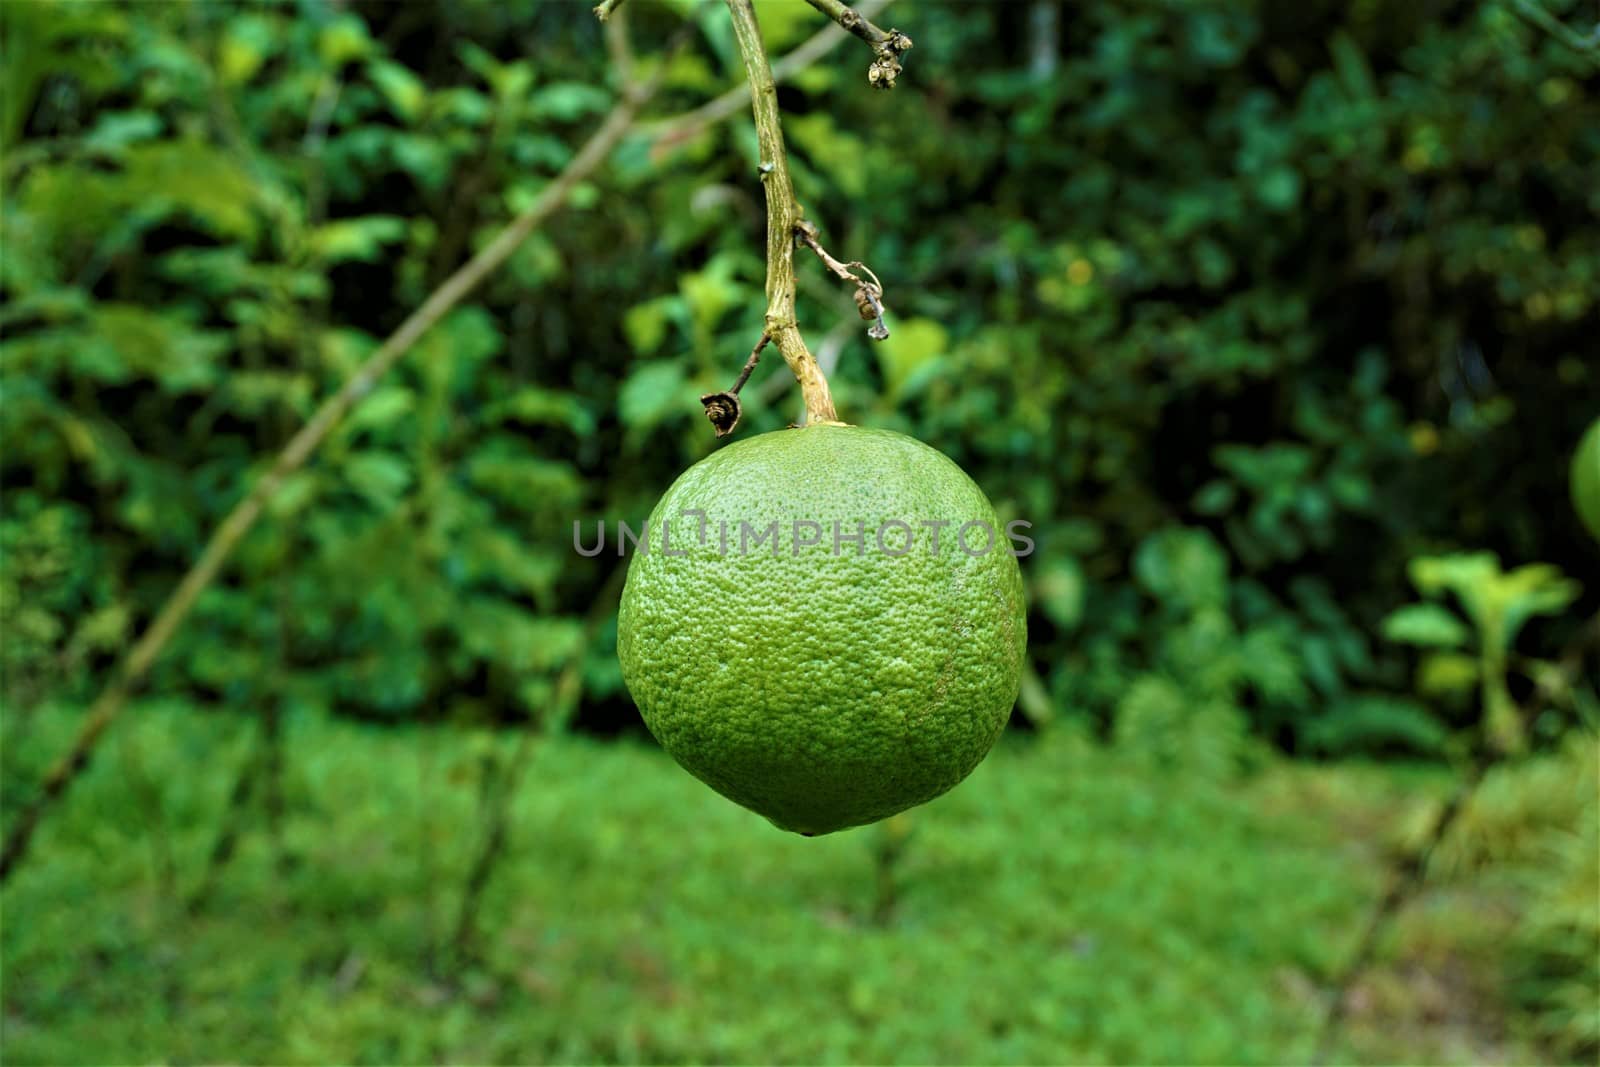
[{"x1": 3, "y1": 0, "x2": 1596, "y2": 749}]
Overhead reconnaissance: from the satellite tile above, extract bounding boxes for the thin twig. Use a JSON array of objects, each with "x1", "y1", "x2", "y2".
[
  {"x1": 602, "y1": 0, "x2": 636, "y2": 88},
  {"x1": 801, "y1": 0, "x2": 912, "y2": 87},
  {"x1": 795, "y1": 223, "x2": 889, "y2": 340},
  {"x1": 727, "y1": 0, "x2": 839, "y2": 427},
  {"x1": 644, "y1": 0, "x2": 893, "y2": 146},
  {"x1": 262, "y1": 693, "x2": 288, "y2": 873},
  {"x1": 186, "y1": 723, "x2": 265, "y2": 913},
  {"x1": 700, "y1": 334, "x2": 769, "y2": 436},
  {"x1": 1506, "y1": 0, "x2": 1600, "y2": 58},
  {"x1": 0, "y1": 29, "x2": 693, "y2": 887},
  {"x1": 1310, "y1": 611, "x2": 1600, "y2": 1062},
  {"x1": 731, "y1": 333, "x2": 770, "y2": 394},
  {"x1": 452, "y1": 565, "x2": 628, "y2": 960}
]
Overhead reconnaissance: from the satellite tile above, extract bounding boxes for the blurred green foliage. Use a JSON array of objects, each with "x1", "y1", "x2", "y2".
[
  {"x1": 1, "y1": 0, "x2": 1595, "y2": 748},
  {"x1": 2, "y1": 0, "x2": 1599, "y2": 1061}
]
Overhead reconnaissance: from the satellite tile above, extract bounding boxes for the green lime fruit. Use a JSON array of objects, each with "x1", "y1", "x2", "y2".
[
  {"x1": 1573, "y1": 416, "x2": 1600, "y2": 543},
  {"x1": 617, "y1": 424, "x2": 1027, "y2": 836}
]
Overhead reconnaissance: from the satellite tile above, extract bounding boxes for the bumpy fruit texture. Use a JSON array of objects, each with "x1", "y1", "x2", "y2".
[
  {"x1": 617, "y1": 425, "x2": 1027, "y2": 835},
  {"x1": 1573, "y1": 417, "x2": 1600, "y2": 544}
]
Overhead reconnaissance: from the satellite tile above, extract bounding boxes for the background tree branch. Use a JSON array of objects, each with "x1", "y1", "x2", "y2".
[
  {"x1": 1309, "y1": 611, "x2": 1600, "y2": 1063},
  {"x1": 0, "y1": 28, "x2": 693, "y2": 885}
]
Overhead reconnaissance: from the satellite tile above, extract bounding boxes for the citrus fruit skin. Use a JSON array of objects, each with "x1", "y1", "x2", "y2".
[
  {"x1": 1573, "y1": 417, "x2": 1600, "y2": 544},
  {"x1": 617, "y1": 424, "x2": 1027, "y2": 835}
]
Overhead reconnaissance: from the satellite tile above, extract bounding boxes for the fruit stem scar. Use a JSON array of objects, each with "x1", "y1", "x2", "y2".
[
  {"x1": 700, "y1": 333, "x2": 770, "y2": 437},
  {"x1": 726, "y1": 0, "x2": 840, "y2": 429}
]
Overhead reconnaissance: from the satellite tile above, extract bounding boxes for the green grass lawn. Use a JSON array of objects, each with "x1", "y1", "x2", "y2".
[{"x1": 0, "y1": 702, "x2": 1563, "y2": 1064}]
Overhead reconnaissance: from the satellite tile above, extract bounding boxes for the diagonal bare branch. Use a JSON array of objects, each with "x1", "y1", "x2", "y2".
[{"x1": 0, "y1": 23, "x2": 695, "y2": 886}]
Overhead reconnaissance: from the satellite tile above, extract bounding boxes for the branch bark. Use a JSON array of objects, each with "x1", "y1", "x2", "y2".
[
  {"x1": 0, "y1": 35, "x2": 688, "y2": 886},
  {"x1": 643, "y1": 0, "x2": 894, "y2": 146},
  {"x1": 801, "y1": 0, "x2": 912, "y2": 88},
  {"x1": 726, "y1": 0, "x2": 840, "y2": 427}
]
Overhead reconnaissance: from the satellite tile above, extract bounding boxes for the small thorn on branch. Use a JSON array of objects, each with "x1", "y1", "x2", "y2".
[
  {"x1": 794, "y1": 221, "x2": 890, "y2": 341},
  {"x1": 702, "y1": 333, "x2": 770, "y2": 436}
]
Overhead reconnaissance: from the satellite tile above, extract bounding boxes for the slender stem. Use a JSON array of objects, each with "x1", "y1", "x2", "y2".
[
  {"x1": 731, "y1": 334, "x2": 770, "y2": 395},
  {"x1": 1506, "y1": 0, "x2": 1600, "y2": 56},
  {"x1": 726, "y1": 0, "x2": 840, "y2": 426},
  {"x1": 451, "y1": 564, "x2": 627, "y2": 960},
  {"x1": 801, "y1": 0, "x2": 912, "y2": 88},
  {"x1": 602, "y1": 0, "x2": 636, "y2": 89},
  {"x1": 796, "y1": 225, "x2": 889, "y2": 340},
  {"x1": 0, "y1": 35, "x2": 690, "y2": 886},
  {"x1": 1309, "y1": 611, "x2": 1600, "y2": 1062}
]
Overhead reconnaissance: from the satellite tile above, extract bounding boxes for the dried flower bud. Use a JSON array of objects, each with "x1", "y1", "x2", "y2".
[
  {"x1": 853, "y1": 285, "x2": 879, "y2": 321},
  {"x1": 700, "y1": 392, "x2": 742, "y2": 437}
]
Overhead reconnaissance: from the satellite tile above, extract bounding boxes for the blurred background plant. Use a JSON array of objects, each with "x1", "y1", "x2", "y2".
[{"x1": 1, "y1": 0, "x2": 1596, "y2": 1063}]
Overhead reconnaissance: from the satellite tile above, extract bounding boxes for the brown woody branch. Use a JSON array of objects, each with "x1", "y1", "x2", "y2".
[
  {"x1": 725, "y1": 0, "x2": 840, "y2": 428},
  {"x1": 700, "y1": 333, "x2": 769, "y2": 437},
  {"x1": 801, "y1": 0, "x2": 913, "y2": 88},
  {"x1": 796, "y1": 221, "x2": 889, "y2": 341},
  {"x1": 643, "y1": 0, "x2": 894, "y2": 147}
]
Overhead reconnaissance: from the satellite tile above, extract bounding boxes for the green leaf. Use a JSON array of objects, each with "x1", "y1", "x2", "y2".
[
  {"x1": 318, "y1": 15, "x2": 373, "y2": 65},
  {"x1": 82, "y1": 111, "x2": 163, "y2": 152},
  {"x1": 1407, "y1": 553, "x2": 1581, "y2": 653},
  {"x1": 678, "y1": 253, "x2": 745, "y2": 352},
  {"x1": 310, "y1": 216, "x2": 406, "y2": 265},
  {"x1": 876, "y1": 318, "x2": 947, "y2": 401},
  {"x1": 623, "y1": 297, "x2": 678, "y2": 356},
  {"x1": 484, "y1": 388, "x2": 597, "y2": 438},
  {"x1": 344, "y1": 452, "x2": 413, "y2": 510},
  {"x1": 465, "y1": 450, "x2": 583, "y2": 515},
  {"x1": 342, "y1": 386, "x2": 415, "y2": 437},
  {"x1": 1192, "y1": 479, "x2": 1237, "y2": 515},
  {"x1": 1015, "y1": 665, "x2": 1055, "y2": 728},
  {"x1": 531, "y1": 82, "x2": 612, "y2": 122},
  {"x1": 1416, "y1": 652, "x2": 1479, "y2": 698},
  {"x1": 1495, "y1": 563, "x2": 1582, "y2": 650},
  {"x1": 618, "y1": 361, "x2": 688, "y2": 433},
  {"x1": 218, "y1": 13, "x2": 276, "y2": 85},
  {"x1": 458, "y1": 600, "x2": 584, "y2": 674},
  {"x1": 1305, "y1": 695, "x2": 1449, "y2": 757},
  {"x1": 1032, "y1": 558, "x2": 1085, "y2": 631},
  {"x1": 1133, "y1": 527, "x2": 1230, "y2": 611},
  {"x1": 368, "y1": 59, "x2": 427, "y2": 123},
  {"x1": 1381, "y1": 603, "x2": 1471, "y2": 648},
  {"x1": 1256, "y1": 167, "x2": 1301, "y2": 212},
  {"x1": 390, "y1": 134, "x2": 452, "y2": 192}
]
